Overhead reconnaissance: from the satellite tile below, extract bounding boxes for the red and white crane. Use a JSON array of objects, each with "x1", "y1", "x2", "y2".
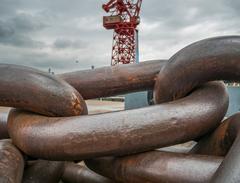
[{"x1": 102, "y1": 0, "x2": 142, "y2": 65}]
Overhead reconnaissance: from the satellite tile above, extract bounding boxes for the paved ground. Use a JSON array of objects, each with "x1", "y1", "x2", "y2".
[
  {"x1": 0, "y1": 107, "x2": 10, "y2": 113},
  {"x1": 86, "y1": 100, "x2": 124, "y2": 114},
  {"x1": 0, "y1": 100, "x2": 124, "y2": 114}
]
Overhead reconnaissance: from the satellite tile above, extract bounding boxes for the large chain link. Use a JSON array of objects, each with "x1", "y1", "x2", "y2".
[{"x1": 0, "y1": 35, "x2": 240, "y2": 182}]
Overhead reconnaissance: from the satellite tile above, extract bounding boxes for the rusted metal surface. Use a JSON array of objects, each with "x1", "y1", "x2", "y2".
[
  {"x1": 22, "y1": 160, "x2": 64, "y2": 183},
  {"x1": 62, "y1": 162, "x2": 114, "y2": 183},
  {"x1": 211, "y1": 135, "x2": 240, "y2": 182},
  {"x1": 0, "y1": 64, "x2": 87, "y2": 117},
  {"x1": 85, "y1": 151, "x2": 222, "y2": 183},
  {"x1": 190, "y1": 114, "x2": 238, "y2": 156},
  {"x1": 0, "y1": 112, "x2": 9, "y2": 139},
  {"x1": 8, "y1": 82, "x2": 227, "y2": 160},
  {"x1": 154, "y1": 36, "x2": 240, "y2": 104},
  {"x1": 0, "y1": 140, "x2": 24, "y2": 183},
  {"x1": 196, "y1": 113, "x2": 240, "y2": 182},
  {"x1": 59, "y1": 60, "x2": 166, "y2": 99}
]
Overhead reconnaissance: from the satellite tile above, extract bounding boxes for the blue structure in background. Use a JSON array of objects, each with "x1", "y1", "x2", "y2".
[
  {"x1": 125, "y1": 86, "x2": 240, "y2": 116},
  {"x1": 125, "y1": 30, "x2": 143, "y2": 110},
  {"x1": 135, "y1": 30, "x2": 139, "y2": 64},
  {"x1": 125, "y1": 91, "x2": 149, "y2": 110},
  {"x1": 226, "y1": 86, "x2": 240, "y2": 116}
]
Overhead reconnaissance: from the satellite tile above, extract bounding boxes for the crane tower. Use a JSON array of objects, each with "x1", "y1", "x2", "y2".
[{"x1": 102, "y1": 0, "x2": 142, "y2": 65}]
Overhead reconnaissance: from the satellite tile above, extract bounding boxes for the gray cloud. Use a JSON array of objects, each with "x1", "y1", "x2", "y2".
[
  {"x1": 0, "y1": 21, "x2": 14, "y2": 37},
  {"x1": 0, "y1": 34, "x2": 45, "y2": 48},
  {"x1": 0, "y1": 12, "x2": 47, "y2": 48},
  {"x1": 10, "y1": 13, "x2": 47, "y2": 33},
  {"x1": 53, "y1": 38, "x2": 87, "y2": 49}
]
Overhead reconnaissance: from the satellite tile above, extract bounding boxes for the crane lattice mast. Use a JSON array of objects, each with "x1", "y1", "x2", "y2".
[{"x1": 102, "y1": 0, "x2": 142, "y2": 66}]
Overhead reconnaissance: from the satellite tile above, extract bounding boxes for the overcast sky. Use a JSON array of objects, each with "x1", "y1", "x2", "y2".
[{"x1": 0, "y1": 0, "x2": 239, "y2": 73}]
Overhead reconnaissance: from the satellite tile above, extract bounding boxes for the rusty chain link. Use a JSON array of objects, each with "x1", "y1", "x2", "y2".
[{"x1": 0, "y1": 36, "x2": 240, "y2": 182}]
